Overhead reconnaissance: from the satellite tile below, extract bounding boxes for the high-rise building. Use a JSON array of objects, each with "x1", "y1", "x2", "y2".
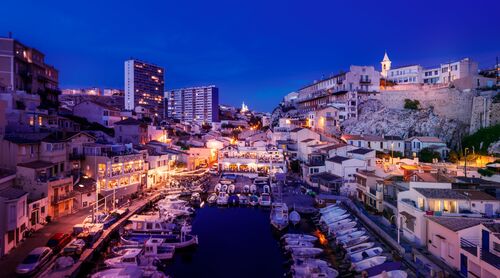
[
  {"x1": 0, "y1": 36, "x2": 59, "y2": 93},
  {"x1": 166, "y1": 85, "x2": 219, "y2": 124},
  {"x1": 124, "y1": 59, "x2": 165, "y2": 120}
]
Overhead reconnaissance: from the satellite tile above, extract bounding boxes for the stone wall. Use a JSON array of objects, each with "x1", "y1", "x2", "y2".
[
  {"x1": 469, "y1": 91, "x2": 499, "y2": 133},
  {"x1": 375, "y1": 86, "x2": 475, "y2": 124}
]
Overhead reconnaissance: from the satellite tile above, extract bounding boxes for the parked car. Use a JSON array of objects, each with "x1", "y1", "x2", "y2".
[
  {"x1": 62, "y1": 239, "x2": 86, "y2": 256},
  {"x1": 16, "y1": 247, "x2": 53, "y2": 276},
  {"x1": 46, "y1": 233, "x2": 72, "y2": 253}
]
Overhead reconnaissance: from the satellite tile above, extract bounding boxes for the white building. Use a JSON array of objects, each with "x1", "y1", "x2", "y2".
[
  {"x1": 218, "y1": 145, "x2": 285, "y2": 177},
  {"x1": 166, "y1": 86, "x2": 219, "y2": 124},
  {"x1": 405, "y1": 136, "x2": 449, "y2": 158},
  {"x1": 73, "y1": 101, "x2": 121, "y2": 128},
  {"x1": 325, "y1": 155, "x2": 366, "y2": 195},
  {"x1": 0, "y1": 186, "x2": 28, "y2": 257}
]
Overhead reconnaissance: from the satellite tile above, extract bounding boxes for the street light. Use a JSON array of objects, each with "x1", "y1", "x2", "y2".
[
  {"x1": 391, "y1": 143, "x2": 394, "y2": 165},
  {"x1": 464, "y1": 147, "x2": 469, "y2": 178}
]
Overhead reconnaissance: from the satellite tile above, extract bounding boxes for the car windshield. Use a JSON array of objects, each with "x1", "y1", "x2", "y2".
[
  {"x1": 22, "y1": 254, "x2": 40, "y2": 264},
  {"x1": 47, "y1": 239, "x2": 58, "y2": 247}
]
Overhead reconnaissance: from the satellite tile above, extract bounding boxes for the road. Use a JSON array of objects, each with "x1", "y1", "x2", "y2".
[{"x1": 0, "y1": 208, "x2": 90, "y2": 277}]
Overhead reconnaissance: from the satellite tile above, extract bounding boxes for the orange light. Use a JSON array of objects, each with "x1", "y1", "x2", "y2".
[{"x1": 314, "y1": 229, "x2": 328, "y2": 245}]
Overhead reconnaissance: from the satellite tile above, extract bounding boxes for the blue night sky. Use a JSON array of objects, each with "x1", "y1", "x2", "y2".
[{"x1": 1, "y1": 0, "x2": 499, "y2": 112}]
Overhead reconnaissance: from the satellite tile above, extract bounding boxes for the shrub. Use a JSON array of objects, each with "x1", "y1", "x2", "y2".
[
  {"x1": 404, "y1": 99, "x2": 420, "y2": 110},
  {"x1": 419, "y1": 147, "x2": 441, "y2": 163}
]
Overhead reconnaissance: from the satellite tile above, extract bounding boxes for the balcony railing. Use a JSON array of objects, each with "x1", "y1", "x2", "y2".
[
  {"x1": 51, "y1": 191, "x2": 75, "y2": 205},
  {"x1": 460, "y1": 238, "x2": 478, "y2": 256},
  {"x1": 359, "y1": 78, "x2": 372, "y2": 84}
]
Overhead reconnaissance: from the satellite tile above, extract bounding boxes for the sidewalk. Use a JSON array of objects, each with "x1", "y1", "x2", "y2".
[{"x1": 0, "y1": 208, "x2": 90, "y2": 277}]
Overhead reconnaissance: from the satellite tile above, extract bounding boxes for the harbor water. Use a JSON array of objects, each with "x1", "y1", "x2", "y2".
[{"x1": 164, "y1": 206, "x2": 291, "y2": 278}]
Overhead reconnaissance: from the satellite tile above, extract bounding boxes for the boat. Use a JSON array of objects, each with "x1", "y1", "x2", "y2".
[
  {"x1": 121, "y1": 226, "x2": 198, "y2": 249},
  {"x1": 228, "y1": 184, "x2": 235, "y2": 194},
  {"x1": 228, "y1": 195, "x2": 239, "y2": 206},
  {"x1": 90, "y1": 266, "x2": 158, "y2": 278},
  {"x1": 364, "y1": 262, "x2": 403, "y2": 278},
  {"x1": 292, "y1": 265, "x2": 339, "y2": 278},
  {"x1": 207, "y1": 193, "x2": 217, "y2": 205},
  {"x1": 112, "y1": 239, "x2": 175, "y2": 260},
  {"x1": 344, "y1": 242, "x2": 375, "y2": 255},
  {"x1": 334, "y1": 227, "x2": 359, "y2": 237},
  {"x1": 214, "y1": 183, "x2": 222, "y2": 192},
  {"x1": 263, "y1": 184, "x2": 270, "y2": 194},
  {"x1": 319, "y1": 206, "x2": 344, "y2": 215},
  {"x1": 342, "y1": 235, "x2": 370, "y2": 248},
  {"x1": 284, "y1": 241, "x2": 314, "y2": 251},
  {"x1": 239, "y1": 195, "x2": 249, "y2": 206},
  {"x1": 259, "y1": 193, "x2": 271, "y2": 207},
  {"x1": 281, "y1": 234, "x2": 317, "y2": 241},
  {"x1": 190, "y1": 193, "x2": 201, "y2": 207},
  {"x1": 320, "y1": 214, "x2": 349, "y2": 225},
  {"x1": 221, "y1": 184, "x2": 228, "y2": 192},
  {"x1": 348, "y1": 247, "x2": 384, "y2": 263},
  {"x1": 320, "y1": 209, "x2": 347, "y2": 219},
  {"x1": 250, "y1": 184, "x2": 257, "y2": 194},
  {"x1": 288, "y1": 247, "x2": 323, "y2": 258},
  {"x1": 289, "y1": 210, "x2": 301, "y2": 226},
  {"x1": 327, "y1": 221, "x2": 356, "y2": 232},
  {"x1": 293, "y1": 258, "x2": 331, "y2": 268},
  {"x1": 319, "y1": 204, "x2": 338, "y2": 213},
  {"x1": 270, "y1": 203, "x2": 289, "y2": 231},
  {"x1": 370, "y1": 270, "x2": 408, "y2": 278},
  {"x1": 352, "y1": 256, "x2": 387, "y2": 272},
  {"x1": 336, "y1": 231, "x2": 366, "y2": 243},
  {"x1": 243, "y1": 185, "x2": 250, "y2": 193},
  {"x1": 125, "y1": 214, "x2": 178, "y2": 235},
  {"x1": 216, "y1": 192, "x2": 229, "y2": 206},
  {"x1": 249, "y1": 195, "x2": 259, "y2": 206},
  {"x1": 104, "y1": 249, "x2": 158, "y2": 268}
]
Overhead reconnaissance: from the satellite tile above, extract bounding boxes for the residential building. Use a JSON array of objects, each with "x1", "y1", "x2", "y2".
[
  {"x1": 355, "y1": 170, "x2": 384, "y2": 212},
  {"x1": 459, "y1": 222, "x2": 500, "y2": 277},
  {"x1": 308, "y1": 106, "x2": 339, "y2": 135},
  {"x1": 124, "y1": 59, "x2": 165, "y2": 121},
  {"x1": 61, "y1": 87, "x2": 101, "y2": 96},
  {"x1": 0, "y1": 186, "x2": 28, "y2": 257},
  {"x1": 72, "y1": 176, "x2": 95, "y2": 210},
  {"x1": 325, "y1": 155, "x2": 366, "y2": 195},
  {"x1": 405, "y1": 136, "x2": 449, "y2": 158},
  {"x1": 166, "y1": 85, "x2": 219, "y2": 124},
  {"x1": 114, "y1": 118, "x2": 148, "y2": 145},
  {"x1": 342, "y1": 134, "x2": 385, "y2": 152},
  {"x1": 73, "y1": 101, "x2": 121, "y2": 127},
  {"x1": 387, "y1": 64, "x2": 423, "y2": 84},
  {"x1": 0, "y1": 36, "x2": 58, "y2": 93}
]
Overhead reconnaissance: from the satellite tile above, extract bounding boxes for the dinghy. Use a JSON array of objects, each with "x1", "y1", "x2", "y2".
[
  {"x1": 207, "y1": 193, "x2": 217, "y2": 205},
  {"x1": 259, "y1": 193, "x2": 271, "y2": 207},
  {"x1": 337, "y1": 231, "x2": 366, "y2": 244},
  {"x1": 228, "y1": 195, "x2": 239, "y2": 206},
  {"x1": 270, "y1": 203, "x2": 289, "y2": 231},
  {"x1": 290, "y1": 207, "x2": 301, "y2": 226},
  {"x1": 239, "y1": 195, "x2": 249, "y2": 206},
  {"x1": 284, "y1": 241, "x2": 314, "y2": 250},
  {"x1": 334, "y1": 227, "x2": 359, "y2": 237},
  {"x1": 289, "y1": 247, "x2": 323, "y2": 257},
  {"x1": 344, "y1": 242, "x2": 375, "y2": 255},
  {"x1": 249, "y1": 195, "x2": 259, "y2": 206},
  {"x1": 342, "y1": 235, "x2": 370, "y2": 248},
  {"x1": 216, "y1": 192, "x2": 228, "y2": 206},
  {"x1": 281, "y1": 234, "x2": 317, "y2": 241}
]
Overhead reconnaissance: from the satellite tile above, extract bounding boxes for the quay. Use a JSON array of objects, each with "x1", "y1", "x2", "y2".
[{"x1": 36, "y1": 192, "x2": 163, "y2": 278}]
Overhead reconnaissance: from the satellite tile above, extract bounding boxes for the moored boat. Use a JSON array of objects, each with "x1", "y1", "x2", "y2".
[{"x1": 270, "y1": 202, "x2": 289, "y2": 231}]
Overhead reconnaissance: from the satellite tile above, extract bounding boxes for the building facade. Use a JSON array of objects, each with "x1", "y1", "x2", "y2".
[
  {"x1": 124, "y1": 59, "x2": 165, "y2": 121},
  {"x1": 166, "y1": 85, "x2": 219, "y2": 124}
]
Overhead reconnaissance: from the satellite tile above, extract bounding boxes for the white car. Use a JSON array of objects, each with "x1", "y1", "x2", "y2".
[{"x1": 16, "y1": 247, "x2": 53, "y2": 275}]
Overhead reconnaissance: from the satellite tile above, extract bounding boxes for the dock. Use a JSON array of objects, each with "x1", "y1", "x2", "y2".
[{"x1": 36, "y1": 192, "x2": 162, "y2": 278}]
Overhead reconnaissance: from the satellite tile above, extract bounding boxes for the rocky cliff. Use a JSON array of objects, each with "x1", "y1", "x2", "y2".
[{"x1": 341, "y1": 99, "x2": 468, "y2": 148}]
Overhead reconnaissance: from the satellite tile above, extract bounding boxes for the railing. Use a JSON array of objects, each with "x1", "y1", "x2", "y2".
[
  {"x1": 460, "y1": 238, "x2": 478, "y2": 256},
  {"x1": 51, "y1": 192, "x2": 75, "y2": 205},
  {"x1": 481, "y1": 249, "x2": 500, "y2": 269},
  {"x1": 359, "y1": 78, "x2": 372, "y2": 84}
]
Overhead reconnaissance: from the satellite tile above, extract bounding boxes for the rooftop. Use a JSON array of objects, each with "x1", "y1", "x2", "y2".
[
  {"x1": 407, "y1": 136, "x2": 443, "y2": 143},
  {"x1": 427, "y1": 216, "x2": 491, "y2": 232},
  {"x1": 384, "y1": 135, "x2": 403, "y2": 140},
  {"x1": 4, "y1": 132, "x2": 51, "y2": 144},
  {"x1": 0, "y1": 187, "x2": 28, "y2": 200},
  {"x1": 114, "y1": 118, "x2": 146, "y2": 126},
  {"x1": 348, "y1": 148, "x2": 374, "y2": 155},
  {"x1": 454, "y1": 190, "x2": 497, "y2": 201},
  {"x1": 342, "y1": 134, "x2": 384, "y2": 141},
  {"x1": 301, "y1": 138, "x2": 316, "y2": 143},
  {"x1": 414, "y1": 188, "x2": 467, "y2": 199},
  {"x1": 327, "y1": 155, "x2": 351, "y2": 163},
  {"x1": 318, "y1": 143, "x2": 347, "y2": 151}
]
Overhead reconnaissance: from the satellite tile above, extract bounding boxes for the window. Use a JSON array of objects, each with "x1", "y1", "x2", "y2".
[
  {"x1": 448, "y1": 243, "x2": 455, "y2": 259},
  {"x1": 8, "y1": 230, "x2": 14, "y2": 243}
]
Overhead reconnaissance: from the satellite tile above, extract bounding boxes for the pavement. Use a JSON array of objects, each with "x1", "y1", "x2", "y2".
[{"x1": 0, "y1": 208, "x2": 90, "y2": 277}]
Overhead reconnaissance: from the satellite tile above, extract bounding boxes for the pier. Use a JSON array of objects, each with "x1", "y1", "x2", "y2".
[{"x1": 36, "y1": 192, "x2": 162, "y2": 278}]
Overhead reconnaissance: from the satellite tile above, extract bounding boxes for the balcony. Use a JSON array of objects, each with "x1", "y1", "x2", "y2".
[
  {"x1": 481, "y1": 249, "x2": 500, "y2": 269},
  {"x1": 460, "y1": 237, "x2": 478, "y2": 256},
  {"x1": 51, "y1": 191, "x2": 75, "y2": 205},
  {"x1": 359, "y1": 78, "x2": 372, "y2": 84}
]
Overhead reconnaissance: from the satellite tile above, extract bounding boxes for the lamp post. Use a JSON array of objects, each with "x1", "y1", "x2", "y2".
[
  {"x1": 464, "y1": 147, "x2": 469, "y2": 178},
  {"x1": 391, "y1": 142, "x2": 394, "y2": 165}
]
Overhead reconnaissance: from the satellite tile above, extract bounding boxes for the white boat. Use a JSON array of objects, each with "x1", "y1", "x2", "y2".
[
  {"x1": 243, "y1": 185, "x2": 250, "y2": 193},
  {"x1": 281, "y1": 234, "x2": 317, "y2": 241},
  {"x1": 270, "y1": 203, "x2": 289, "y2": 231},
  {"x1": 348, "y1": 247, "x2": 384, "y2": 263},
  {"x1": 221, "y1": 184, "x2": 228, "y2": 192},
  {"x1": 143, "y1": 238, "x2": 175, "y2": 260},
  {"x1": 319, "y1": 204, "x2": 338, "y2": 213},
  {"x1": 293, "y1": 258, "x2": 330, "y2": 268},
  {"x1": 104, "y1": 249, "x2": 158, "y2": 268},
  {"x1": 337, "y1": 231, "x2": 366, "y2": 243},
  {"x1": 207, "y1": 193, "x2": 217, "y2": 204},
  {"x1": 228, "y1": 184, "x2": 235, "y2": 194},
  {"x1": 214, "y1": 183, "x2": 222, "y2": 192},
  {"x1": 292, "y1": 265, "x2": 339, "y2": 278},
  {"x1": 327, "y1": 221, "x2": 356, "y2": 232},
  {"x1": 370, "y1": 270, "x2": 408, "y2": 278},
  {"x1": 92, "y1": 266, "x2": 166, "y2": 278},
  {"x1": 289, "y1": 247, "x2": 323, "y2": 257},
  {"x1": 259, "y1": 193, "x2": 272, "y2": 207},
  {"x1": 320, "y1": 207, "x2": 344, "y2": 215},
  {"x1": 126, "y1": 214, "x2": 177, "y2": 235},
  {"x1": 342, "y1": 235, "x2": 370, "y2": 248},
  {"x1": 216, "y1": 192, "x2": 228, "y2": 206},
  {"x1": 239, "y1": 195, "x2": 249, "y2": 205},
  {"x1": 284, "y1": 238, "x2": 317, "y2": 246},
  {"x1": 290, "y1": 210, "x2": 300, "y2": 226},
  {"x1": 334, "y1": 227, "x2": 359, "y2": 237},
  {"x1": 320, "y1": 209, "x2": 347, "y2": 219},
  {"x1": 250, "y1": 184, "x2": 257, "y2": 194},
  {"x1": 284, "y1": 241, "x2": 314, "y2": 250},
  {"x1": 263, "y1": 184, "x2": 270, "y2": 194},
  {"x1": 344, "y1": 242, "x2": 375, "y2": 255},
  {"x1": 321, "y1": 214, "x2": 349, "y2": 225},
  {"x1": 352, "y1": 256, "x2": 387, "y2": 272}
]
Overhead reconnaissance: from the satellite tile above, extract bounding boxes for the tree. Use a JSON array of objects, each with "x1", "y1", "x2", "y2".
[
  {"x1": 404, "y1": 99, "x2": 420, "y2": 110},
  {"x1": 462, "y1": 124, "x2": 500, "y2": 155},
  {"x1": 419, "y1": 147, "x2": 441, "y2": 163}
]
